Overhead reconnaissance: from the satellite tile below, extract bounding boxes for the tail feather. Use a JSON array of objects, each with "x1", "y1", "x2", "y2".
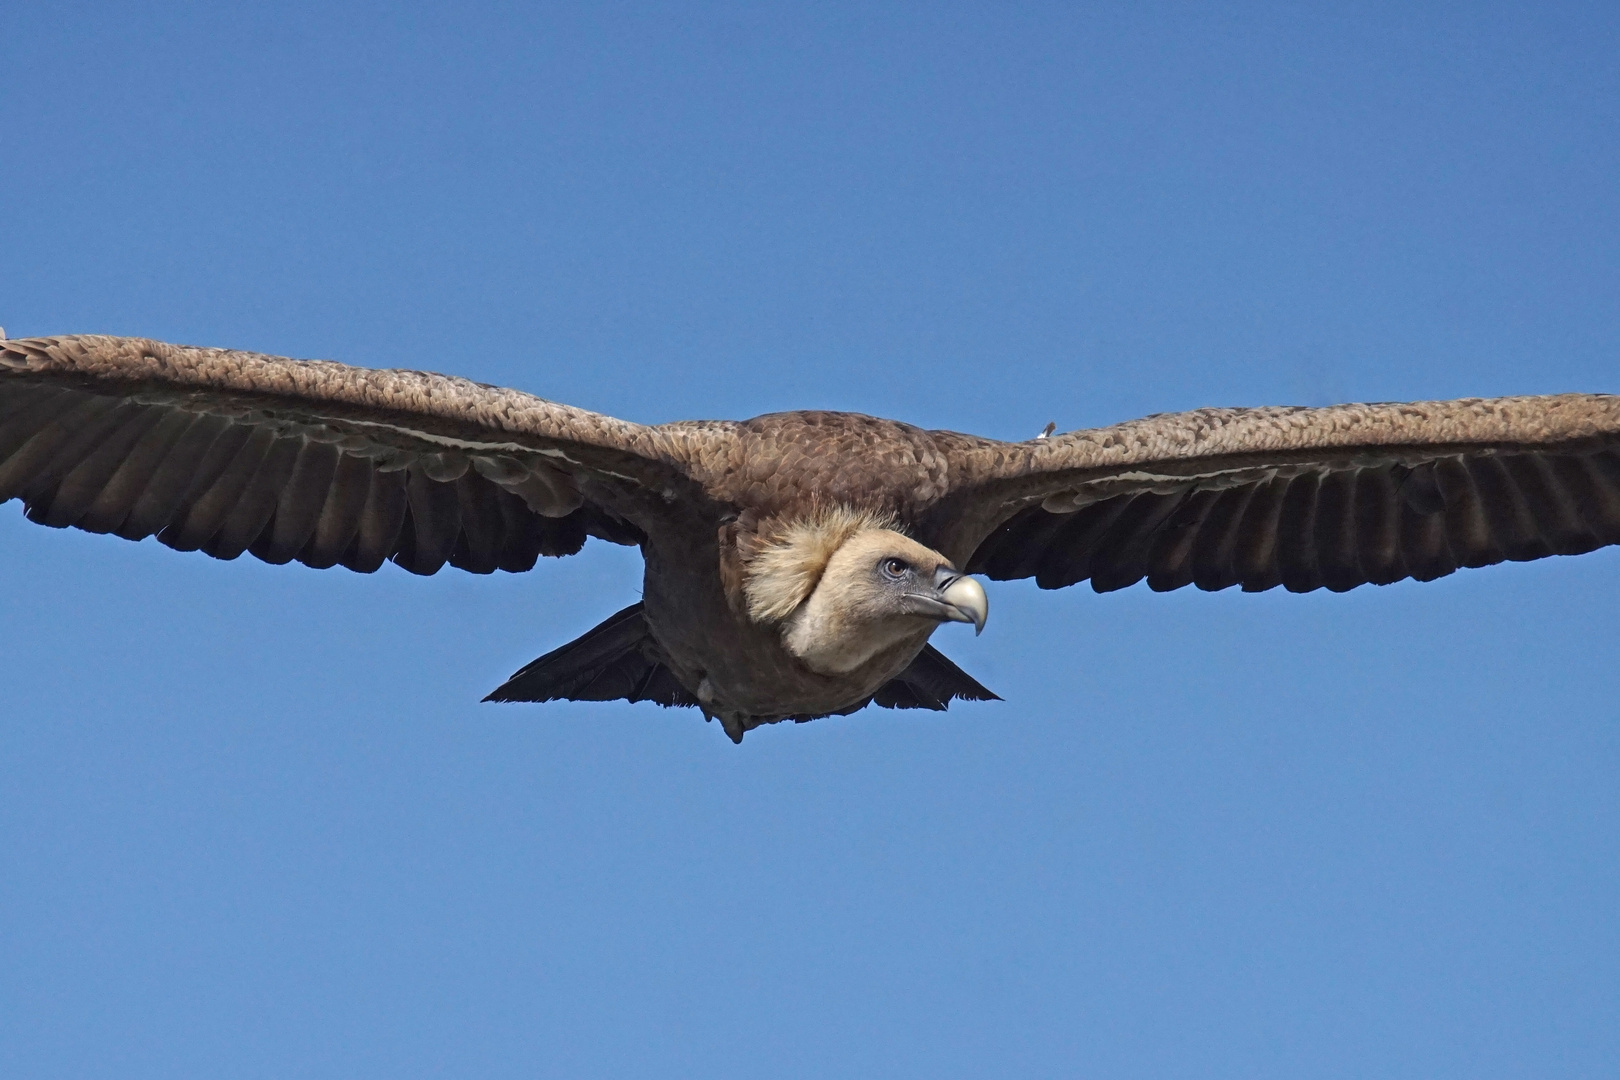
[
  {"x1": 870, "y1": 644, "x2": 1002, "y2": 711},
  {"x1": 483, "y1": 602, "x2": 698, "y2": 707}
]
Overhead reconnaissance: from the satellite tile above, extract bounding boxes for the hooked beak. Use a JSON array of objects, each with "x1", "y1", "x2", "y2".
[{"x1": 906, "y1": 566, "x2": 989, "y2": 635}]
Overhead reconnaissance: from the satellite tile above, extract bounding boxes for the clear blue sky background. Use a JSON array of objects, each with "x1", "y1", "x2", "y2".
[{"x1": 2, "y1": 3, "x2": 1617, "y2": 1077}]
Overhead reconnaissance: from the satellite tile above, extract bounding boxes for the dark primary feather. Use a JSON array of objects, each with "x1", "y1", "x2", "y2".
[
  {"x1": 252, "y1": 440, "x2": 340, "y2": 564},
  {"x1": 969, "y1": 448, "x2": 1620, "y2": 594},
  {"x1": 0, "y1": 380, "x2": 639, "y2": 575}
]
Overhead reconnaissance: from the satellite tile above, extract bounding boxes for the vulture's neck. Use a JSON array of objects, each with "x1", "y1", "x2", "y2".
[{"x1": 742, "y1": 506, "x2": 897, "y2": 623}]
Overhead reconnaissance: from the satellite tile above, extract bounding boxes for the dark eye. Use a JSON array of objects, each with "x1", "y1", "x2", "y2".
[{"x1": 881, "y1": 557, "x2": 910, "y2": 579}]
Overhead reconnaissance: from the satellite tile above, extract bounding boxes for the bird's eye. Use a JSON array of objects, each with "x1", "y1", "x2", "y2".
[{"x1": 881, "y1": 557, "x2": 910, "y2": 578}]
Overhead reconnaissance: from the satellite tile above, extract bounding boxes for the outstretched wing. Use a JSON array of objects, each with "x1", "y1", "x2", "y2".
[
  {"x1": 0, "y1": 334, "x2": 728, "y2": 574},
  {"x1": 931, "y1": 395, "x2": 1620, "y2": 593}
]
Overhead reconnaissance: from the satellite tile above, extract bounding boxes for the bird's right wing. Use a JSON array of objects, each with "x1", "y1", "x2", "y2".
[
  {"x1": 931, "y1": 394, "x2": 1620, "y2": 594},
  {"x1": 0, "y1": 334, "x2": 733, "y2": 574}
]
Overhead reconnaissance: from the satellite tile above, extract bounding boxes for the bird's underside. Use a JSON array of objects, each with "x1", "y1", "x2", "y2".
[
  {"x1": 3, "y1": 333, "x2": 1620, "y2": 741},
  {"x1": 481, "y1": 601, "x2": 1000, "y2": 743}
]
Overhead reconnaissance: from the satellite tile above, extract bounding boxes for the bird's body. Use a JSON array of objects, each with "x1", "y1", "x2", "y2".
[
  {"x1": 4, "y1": 333, "x2": 1619, "y2": 741},
  {"x1": 500, "y1": 416, "x2": 998, "y2": 739}
]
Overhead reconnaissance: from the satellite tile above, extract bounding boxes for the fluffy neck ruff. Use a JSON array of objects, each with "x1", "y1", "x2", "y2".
[{"x1": 744, "y1": 506, "x2": 901, "y2": 624}]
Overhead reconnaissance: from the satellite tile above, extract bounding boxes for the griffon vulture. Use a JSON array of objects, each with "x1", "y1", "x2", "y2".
[{"x1": 4, "y1": 333, "x2": 1619, "y2": 742}]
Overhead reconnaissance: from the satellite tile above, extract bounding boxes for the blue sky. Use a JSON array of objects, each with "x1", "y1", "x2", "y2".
[{"x1": 2, "y1": 3, "x2": 1617, "y2": 1076}]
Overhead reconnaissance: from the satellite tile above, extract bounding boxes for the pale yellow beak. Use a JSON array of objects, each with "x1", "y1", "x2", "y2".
[{"x1": 940, "y1": 574, "x2": 989, "y2": 635}]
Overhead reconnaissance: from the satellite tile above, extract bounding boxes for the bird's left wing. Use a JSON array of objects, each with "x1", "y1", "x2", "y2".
[
  {"x1": 0, "y1": 335, "x2": 730, "y2": 574},
  {"x1": 929, "y1": 394, "x2": 1620, "y2": 594}
]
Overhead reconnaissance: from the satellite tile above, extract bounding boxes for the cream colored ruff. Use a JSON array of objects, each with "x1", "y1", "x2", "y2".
[{"x1": 742, "y1": 506, "x2": 905, "y2": 624}]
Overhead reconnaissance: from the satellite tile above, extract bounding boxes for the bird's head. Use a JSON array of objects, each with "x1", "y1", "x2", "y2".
[{"x1": 745, "y1": 507, "x2": 988, "y2": 676}]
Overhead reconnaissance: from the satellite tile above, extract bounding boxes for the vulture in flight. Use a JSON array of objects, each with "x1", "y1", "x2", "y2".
[{"x1": 3, "y1": 333, "x2": 1619, "y2": 742}]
